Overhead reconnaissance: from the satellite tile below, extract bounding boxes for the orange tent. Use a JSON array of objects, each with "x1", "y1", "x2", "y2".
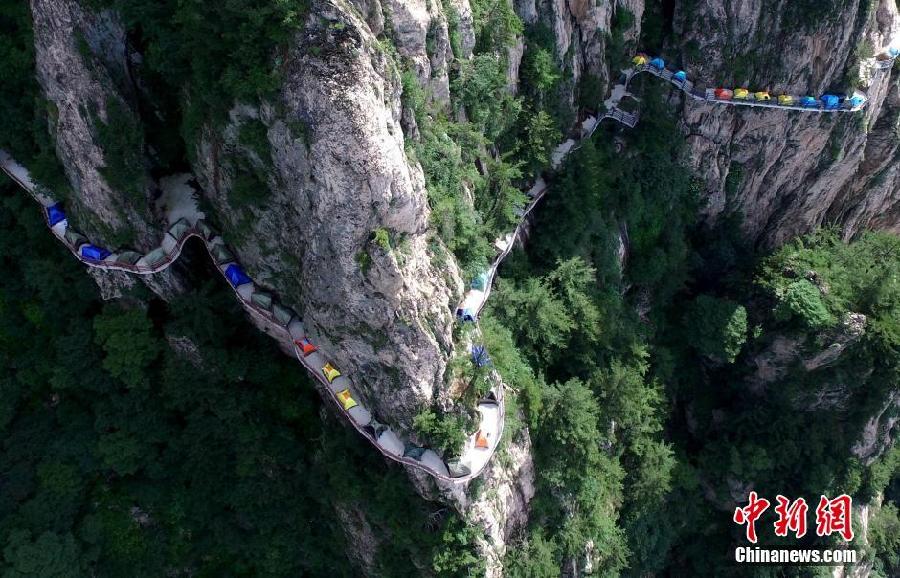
[
  {"x1": 475, "y1": 430, "x2": 489, "y2": 449},
  {"x1": 294, "y1": 337, "x2": 318, "y2": 357}
]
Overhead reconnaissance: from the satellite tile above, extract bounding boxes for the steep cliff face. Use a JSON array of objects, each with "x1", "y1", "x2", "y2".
[
  {"x1": 668, "y1": 0, "x2": 900, "y2": 247},
  {"x1": 516, "y1": 0, "x2": 645, "y2": 106},
  {"x1": 30, "y1": 0, "x2": 156, "y2": 248},
  {"x1": 190, "y1": 1, "x2": 462, "y2": 429}
]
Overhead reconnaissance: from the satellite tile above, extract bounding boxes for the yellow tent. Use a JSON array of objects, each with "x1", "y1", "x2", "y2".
[
  {"x1": 754, "y1": 91, "x2": 771, "y2": 101},
  {"x1": 734, "y1": 88, "x2": 750, "y2": 99},
  {"x1": 337, "y1": 389, "x2": 358, "y2": 411},
  {"x1": 777, "y1": 95, "x2": 794, "y2": 105},
  {"x1": 322, "y1": 362, "x2": 342, "y2": 383},
  {"x1": 632, "y1": 54, "x2": 648, "y2": 66}
]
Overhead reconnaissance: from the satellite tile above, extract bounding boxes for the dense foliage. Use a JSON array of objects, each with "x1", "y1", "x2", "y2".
[
  {"x1": 0, "y1": 180, "x2": 484, "y2": 577},
  {"x1": 487, "y1": 78, "x2": 899, "y2": 575}
]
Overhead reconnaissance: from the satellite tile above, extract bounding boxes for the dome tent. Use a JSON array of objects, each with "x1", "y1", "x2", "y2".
[
  {"x1": 800, "y1": 96, "x2": 818, "y2": 107},
  {"x1": 46, "y1": 203, "x2": 66, "y2": 227},
  {"x1": 714, "y1": 88, "x2": 733, "y2": 100},
  {"x1": 649, "y1": 57, "x2": 665, "y2": 70},
  {"x1": 224, "y1": 264, "x2": 252, "y2": 287},
  {"x1": 820, "y1": 94, "x2": 840, "y2": 109},
  {"x1": 81, "y1": 245, "x2": 111, "y2": 261}
]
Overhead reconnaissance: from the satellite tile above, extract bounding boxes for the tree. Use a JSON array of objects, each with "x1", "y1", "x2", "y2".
[
  {"x1": 93, "y1": 306, "x2": 161, "y2": 389},
  {"x1": 684, "y1": 295, "x2": 748, "y2": 362},
  {"x1": 775, "y1": 280, "x2": 833, "y2": 329},
  {"x1": 522, "y1": 47, "x2": 560, "y2": 96},
  {"x1": 2, "y1": 530, "x2": 86, "y2": 578},
  {"x1": 521, "y1": 110, "x2": 561, "y2": 172}
]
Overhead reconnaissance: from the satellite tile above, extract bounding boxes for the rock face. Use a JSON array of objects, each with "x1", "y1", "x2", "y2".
[
  {"x1": 516, "y1": 0, "x2": 645, "y2": 107},
  {"x1": 191, "y1": 2, "x2": 462, "y2": 429},
  {"x1": 30, "y1": 0, "x2": 156, "y2": 248},
  {"x1": 668, "y1": 0, "x2": 900, "y2": 247}
]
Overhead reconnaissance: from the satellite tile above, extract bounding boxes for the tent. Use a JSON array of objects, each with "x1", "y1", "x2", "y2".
[
  {"x1": 143, "y1": 247, "x2": 167, "y2": 266},
  {"x1": 272, "y1": 303, "x2": 294, "y2": 326},
  {"x1": 733, "y1": 88, "x2": 750, "y2": 99},
  {"x1": 753, "y1": 91, "x2": 771, "y2": 101},
  {"x1": 820, "y1": 94, "x2": 840, "y2": 109},
  {"x1": 251, "y1": 291, "x2": 273, "y2": 310},
  {"x1": 714, "y1": 88, "x2": 733, "y2": 100},
  {"x1": 471, "y1": 270, "x2": 489, "y2": 291},
  {"x1": 848, "y1": 94, "x2": 866, "y2": 108},
  {"x1": 225, "y1": 264, "x2": 252, "y2": 287},
  {"x1": 475, "y1": 430, "x2": 489, "y2": 449},
  {"x1": 365, "y1": 419, "x2": 388, "y2": 440},
  {"x1": 777, "y1": 95, "x2": 794, "y2": 105},
  {"x1": 447, "y1": 460, "x2": 472, "y2": 478},
  {"x1": 322, "y1": 362, "x2": 341, "y2": 383},
  {"x1": 673, "y1": 70, "x2": 687, "y2": 82},
  {"x1": 632, "y1": 54, "x2": 648, "y2": 66},
  {"x1": 800, "y1": 96, "x2": 818, "y2": 107},
  {"x1": 211, "y1": 244, "x2": 235, "y2": 265},
  {"x1": 336, "y1": 389, "x2": 358, "y2": 411},
  {"x1": 295, "y1": 337, "x2": 318, "y2": 357},
  {"x1": 471, "y1": 345, "x2": 492, "y2": 368},
  {"x1": 168, "y1": 218, "x2": 191, "y2": 241},
  {"x1": 456, "y1": 307, "x2": 476, "y2": 322},
  {"x1": 46, "y1": 204, "x2": 66, "y2": 227},
  {"x1": 649, "y1": 57, "x2": 665, "y2": 70},
  {"x1": 404, "y1": 444, "x2": 427, "y2": 459},
  {"x1": 197, "y1": 220, "x2": 215, "y2": 240},
  {"x1": 890, "y1": 47, "x2": 900, "y2": 57},
  {"x1": 81, "y1": 245, "x2": 111, "y2": 261},
  {"x1": 64, "y1": 229, "x2": 88, "y2": 248},
  {"x1": 116, "y1": 251, "x2": 142, "y2": 265}
]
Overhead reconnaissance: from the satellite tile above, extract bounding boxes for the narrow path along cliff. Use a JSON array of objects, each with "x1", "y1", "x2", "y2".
[{"x1": 2, "y1": 42, "x2": 896, "y2": 483}]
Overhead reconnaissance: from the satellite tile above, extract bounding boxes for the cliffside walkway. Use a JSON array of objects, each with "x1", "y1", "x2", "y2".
[{"x1": 3, "y1": 43, "x2": 896, "y2": 484}]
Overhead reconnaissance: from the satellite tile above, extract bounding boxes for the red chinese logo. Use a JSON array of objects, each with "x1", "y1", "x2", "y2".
[
  {"x1": 815, "y1": 494, "x2": 854, "y2": 541},
  {"x1": 733, "y1": 491, "x2": 770, "y2": 544},
  {"x1": 774, "y1": 495, "x2": 808, "y2": 538},
  {"x1": 734, "y1": 493, "x2": 853, "y2": 543}
]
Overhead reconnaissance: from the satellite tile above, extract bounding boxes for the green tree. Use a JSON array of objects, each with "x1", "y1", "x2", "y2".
[
  {"x1": 93, "y1": 306, "x2": 162, "y2": 389},
  {"x1": 684, "y1": 295, "x2": 748, "y2": 362},
  {"x1": 775, "y1": 279, "x2": 834, "y2": 329}
]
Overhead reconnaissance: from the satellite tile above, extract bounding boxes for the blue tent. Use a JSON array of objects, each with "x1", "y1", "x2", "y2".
[
  {"x1": 225, "y1": 264, "x2": 252, "y2": 287},
  {"x1": 800, "y1": 96, "x2": 818, "y2": 107},
  {"x1": 456, "y1": 307, "x2": 476, "y2": 322},
  {"x1": 848, "y1": 94, "x2": 866, "y2": 108},
  {"x1": 81, "y1": 245, "x2": 111, "y2": 261},
  {"x1": 471, "y1": 270, "x2": 489, "y2": 291},
  {"x1": 820, "y1": 94, "x2": 840, "y2": 109},
  {"x1": 673, "y1": 70, "x2": 687, "y2": 82},
  {"x1": 471, "y1": 345, "x2": 492, "y2": 368},
  {"x1": 46, "y1": 203, "x2": 66, "y2": 227},
  {"x1": 649, "y1": 57, "x2": 665, "y2": 70},
  {"x1": 890, "y1": 47, "x2": 899, "y2": 57}
]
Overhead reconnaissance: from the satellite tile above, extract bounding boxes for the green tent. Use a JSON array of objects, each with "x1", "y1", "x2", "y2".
[
  {"x1": 251, "y1": 291, "x2": 273, "y2": 310},
  {"x1": 168, "y1": 218, "x2": 191, "y2": 241},
  {"x1": 272, "y1": 303, "x2": 294, "y2": 326},
  {"x1": 211, "y1": 244, "x2": 234, "y2": 265},
  {"x1": 143, "y1": 247, "x2": 167, "y2": 266},
  {"x1": 64, "y1": 229, "x2": 88, "y2": 248}
]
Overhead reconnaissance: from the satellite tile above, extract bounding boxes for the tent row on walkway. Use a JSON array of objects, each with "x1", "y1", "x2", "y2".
[
  {"x1": 33, "y1": 195, "x2": 502, "y2": 482},
  {"x1": 632, "y1": 53, "x2": 874, "y2": 111}
]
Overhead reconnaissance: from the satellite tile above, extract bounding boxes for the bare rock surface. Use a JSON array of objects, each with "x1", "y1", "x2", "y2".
[{"x1": 30, "y1": 0, "x2": 156, "y2": 248}]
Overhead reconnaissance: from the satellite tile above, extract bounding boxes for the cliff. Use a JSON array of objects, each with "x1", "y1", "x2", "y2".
[{"x1": 667, "y1": 0, "x2": 900, "y2": 247}]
